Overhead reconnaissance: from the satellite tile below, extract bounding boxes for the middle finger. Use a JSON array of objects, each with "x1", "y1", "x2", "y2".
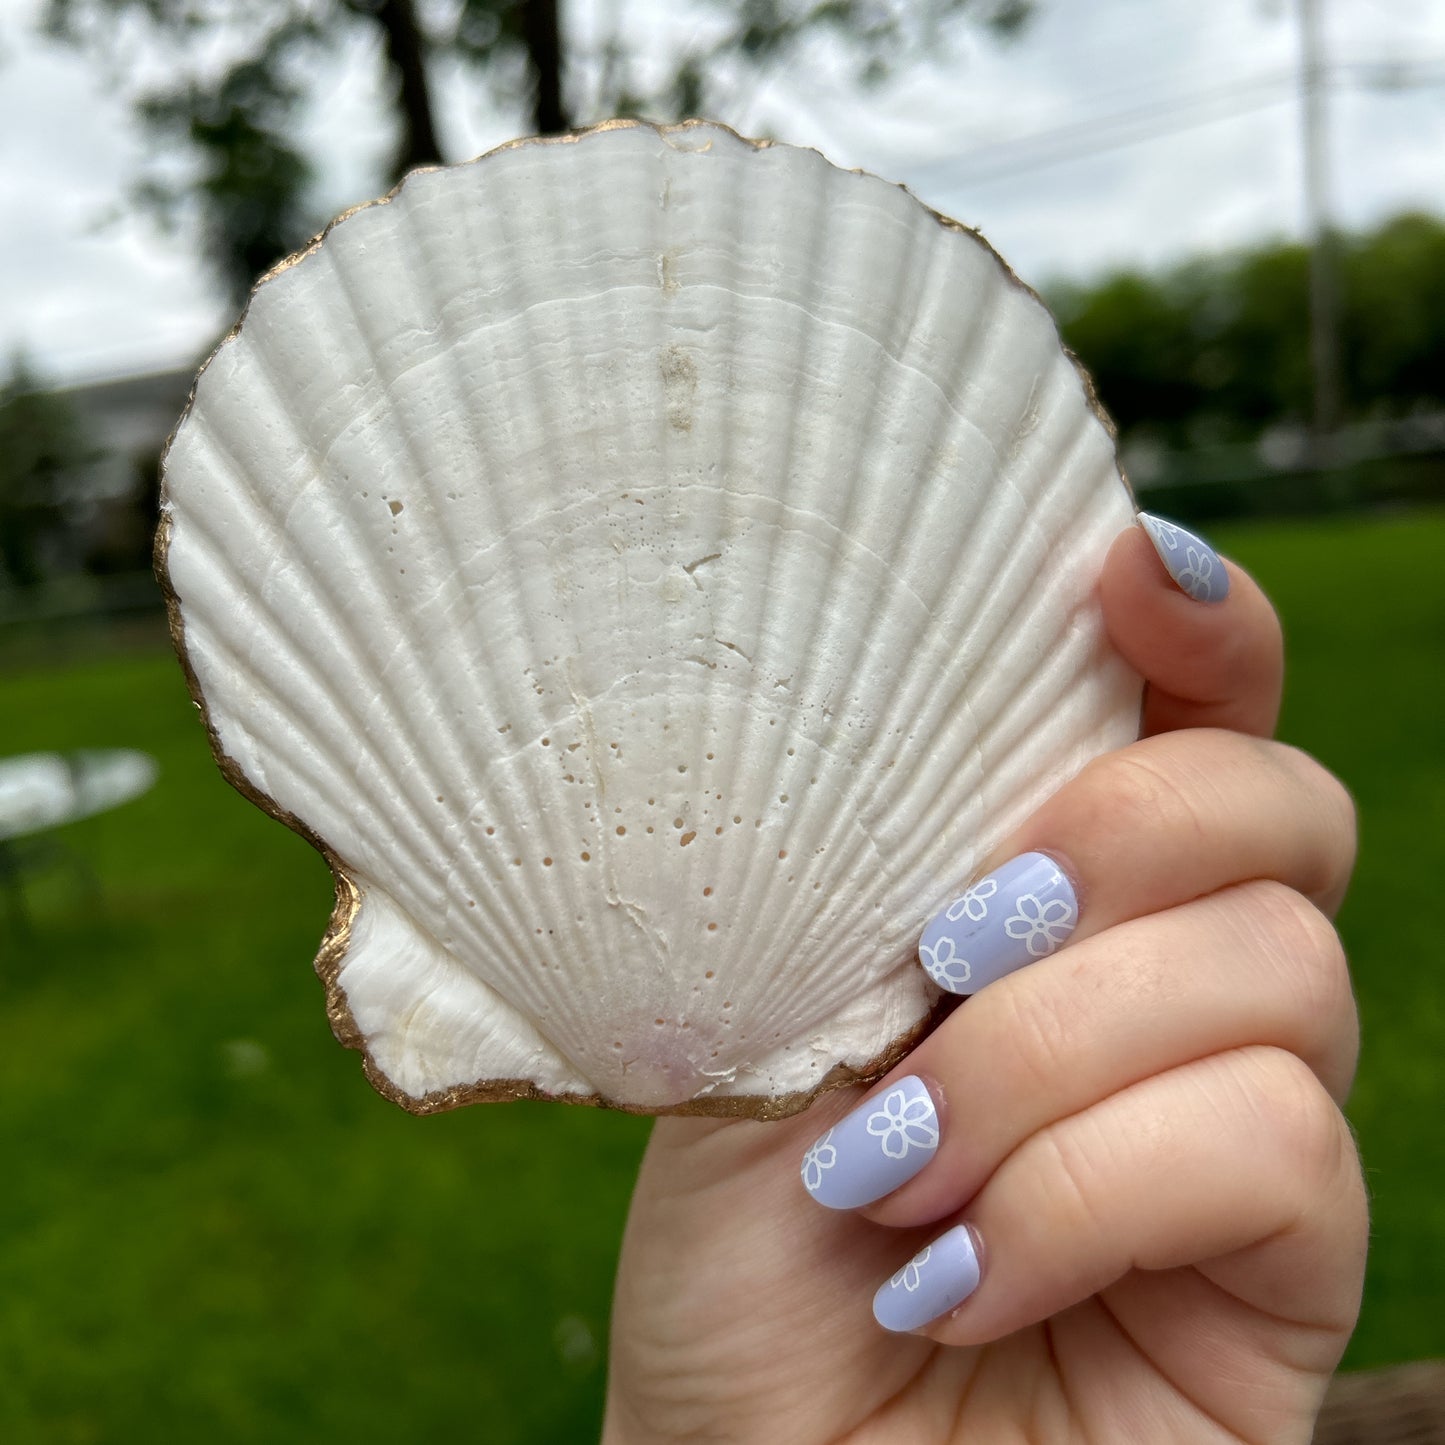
[{"x1": 860, "y1": 879, "x2": 1358, "y2": 1228}]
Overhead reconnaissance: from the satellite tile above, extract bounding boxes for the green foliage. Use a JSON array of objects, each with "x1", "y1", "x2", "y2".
[
  {"x1": 1341, "y1": 212, "x2": 1445, "y2": 409},
  {"x1": 1053, "y1": 214, "x2": 1445, "y2": 449},
  {"x1": 139, "y1": 35, "x2": 319, "y2": 301},
  {"x1": 0, "y1": 357, "x2": 96, "y2": 591},
  {"x1": 42, "y1": 0, "x2": 1030, "y2": 303}
]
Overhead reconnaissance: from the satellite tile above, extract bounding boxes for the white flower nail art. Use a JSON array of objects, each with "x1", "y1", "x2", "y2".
[
  {"x1": 890, "y1": 1246, "x2": 932, "y2": 1292},
  {"x1": 1177, "y1": 545, "x2": 1214, "y2": 602},
  {"x1": 919, "y1": 933, "x2": 972, "y2": 990},
  {"x1": 801, "y1": 1129, "x2": 838, "y2": 1193},
  {"x1": 944, "y1": 877, "x2": 997, "y2": 924},
  {"x1": 1148, "y1": 517, "x2": 1180, "y2": 547},
  {"x1": 866, "y1": 1087, "x2": 940, "y2": 1160},
  {"x1": 1003, "y1": 891, "x2": 1076, "y2": 957}
]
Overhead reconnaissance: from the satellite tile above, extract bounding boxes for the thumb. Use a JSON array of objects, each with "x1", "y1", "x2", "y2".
[{"x1": 1102, "y1": 515, "x2": 1284, "y2": 738}]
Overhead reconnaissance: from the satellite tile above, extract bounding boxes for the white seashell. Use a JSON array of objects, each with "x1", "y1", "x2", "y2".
[{"x1": 159, "y1": 121, "x2": 1142, "y2": 1117}]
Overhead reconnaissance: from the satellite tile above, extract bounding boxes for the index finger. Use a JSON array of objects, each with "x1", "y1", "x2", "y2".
[{"x1": 1103, "y1": 518, "x2": 1284, "y2": 738}]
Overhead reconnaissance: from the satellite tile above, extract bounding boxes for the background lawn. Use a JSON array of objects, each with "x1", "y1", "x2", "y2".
[{"x1": 1, "y1": 506, "x2": 1441, "y2": 1441}]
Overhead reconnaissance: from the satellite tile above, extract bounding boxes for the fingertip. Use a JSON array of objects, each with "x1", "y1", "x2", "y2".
[
  {"x1": 1138, "y1": 511, "x2": 1230, "y2": 603},
  {"x1": 1101, "y1": 519, "x2": 1282, "y2": 738}
]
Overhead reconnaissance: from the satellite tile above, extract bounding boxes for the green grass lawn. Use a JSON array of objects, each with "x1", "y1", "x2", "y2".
[
  {"x1": 1215, "y1": 506, "x2": 1445, "y2": 1374},
  {"x1": 1, "y1": 507, "x2": 1441, "y2": 1440}
]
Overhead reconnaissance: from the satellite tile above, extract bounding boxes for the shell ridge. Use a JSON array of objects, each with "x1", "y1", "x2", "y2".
[
  {"x1": 877, "y1": 414, "x2": 1088, "y2": 846},
  {"x1": 246, "y1": 226, "x2": 573, "y2": 1034},
  {"x1": 170, "y1": 561, "x2": 447, "y2": 887},
  {"x1": 871, "y1": 413, "x2": 1125, "y2": 881},
  {"x1": 670, "y1": 137, "x2": 745, "y2": 1017},
  {"x1": 706, "y1": 218, "x2": 1006, "y2": 993},
  {"x1": 740, "y1": 958, "x2": 929, "y2": 1091},
  {"x1": 681, "y1": 137, "x2": 746, "y2": 1017},
  {"x1": 396, "y1": 179, "x2": 674, "y2": 1051},
  {"x1": 477, "y1": 152, "x2": 638, "y2": 1077},
  {"x1": 211, "y1": 258, "x2": 482, "y2": 890},
  {"x1": 774, "y1": 211, "x2": 969, "y2": 818},
  {"x1": 771, "y1": 339, "x2": 1126, "y2": 944},
  {"x1": 721, "y1": 183, "x2": 955, "y2": 1014},
  {"x1": 373, "y1": 185, "x2": 562, "y2": 982},
  {"x1": 701, "y1": 154, "x2": 853, "y2": 1050},
  {"x1": 167, "y1": 422, "x2": 462, "y2": 889},
  {"x1": 864, "y1": 306, "x2": 1087, "y2": 763}
]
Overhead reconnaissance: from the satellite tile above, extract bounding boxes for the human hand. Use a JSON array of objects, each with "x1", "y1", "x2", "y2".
[{"x1": 603, "y1": 518, "x2": 1365, "y2": 1445}]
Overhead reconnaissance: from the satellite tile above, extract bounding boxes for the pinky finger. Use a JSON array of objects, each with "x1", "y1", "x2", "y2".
[{"x1": 877, "y1": 1047, "x2": 1367, "y2": 1354}]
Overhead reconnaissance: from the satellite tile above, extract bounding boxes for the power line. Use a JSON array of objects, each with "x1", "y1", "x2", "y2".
[
  {"x1": 902, "y1": 73, "x2": 1296, "y2": 187},
  {"x1": 898, "y1": 57, "x2": 1445, "y2": 189}
]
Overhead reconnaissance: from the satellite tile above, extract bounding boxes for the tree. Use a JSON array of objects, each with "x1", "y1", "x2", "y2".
[
  {"x1": 43, "y1": 0, "x2": 1031, "y2": 304},
  {"x1": 0, "y1": 355, "x2": 97, "y2": 591},
  {"x1": 1051, "y1": 212, "x2": 1445, "y2": 453}
]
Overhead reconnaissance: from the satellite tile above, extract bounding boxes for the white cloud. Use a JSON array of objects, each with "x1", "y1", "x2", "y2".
[{"x1": 1, "y1": 0, "x2": 1442, "y2": 381}]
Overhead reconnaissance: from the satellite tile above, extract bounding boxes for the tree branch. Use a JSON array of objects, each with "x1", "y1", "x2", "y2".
[
  {"x1": 368, "y1": 0, "x2": 445, "y2": 177},
  {"x1": 520, "y1": 0, "x2": 570, "y2": 134}
]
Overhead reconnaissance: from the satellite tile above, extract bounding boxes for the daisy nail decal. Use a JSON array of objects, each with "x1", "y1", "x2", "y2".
[
  {"x1": 1139, "y1": 512, "x2": 1230, "y2": 603},
  {"x1": 919, "y1": 852, "x2": 1078, "y2": 996},
  {"x1": 873, "y1": 1226, "x2": 981, "y2": 1332},
  {"x1": 801, "y1": 1076, "x2": 940, "y2": 1210}
]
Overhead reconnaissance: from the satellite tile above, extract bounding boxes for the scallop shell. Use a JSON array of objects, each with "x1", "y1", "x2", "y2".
[{"x1": 159, "y1": 120, "x2": 1141, "y2": 1118}]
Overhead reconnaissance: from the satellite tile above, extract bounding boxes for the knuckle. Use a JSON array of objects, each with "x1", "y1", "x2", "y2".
[
  {"x1": 1068, "y1": 746, "x2": 1206, "y2": 859},
  {"x1": 1237, "y1": 880, "x2": 1354, "y2": 1029},
  {"x1": 1274, "y1": 745, "x2": 1360, "y2": 897},
  {"x1": 1240, "y1": 1046, "x2": 1354, "y2": 1201},
  {"x1": 1239, "y1": 876, "x2": 1340, "y2": 966}
]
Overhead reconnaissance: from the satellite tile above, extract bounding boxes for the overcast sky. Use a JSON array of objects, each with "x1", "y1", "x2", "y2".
[{"x1": 2, "y1": 0, "x2": 1443, "y2": 386}]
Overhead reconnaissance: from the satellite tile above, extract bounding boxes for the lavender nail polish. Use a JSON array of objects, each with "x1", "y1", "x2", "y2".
[
  {"x1": 1139, "y1": 512, "x2": 1230, "y2": 603},
  {"x1": 873, "y1": 1225, "x2": 981, "y2": 1332},
  {"x1": 801, "y1": 1075, "x2": 939, "y2": 1210},
  {"x1": 918, "y1": 851, "x2": 1077, "y2": 995}
]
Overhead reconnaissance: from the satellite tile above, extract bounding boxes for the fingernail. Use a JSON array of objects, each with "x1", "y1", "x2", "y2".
[
  {"x1": 1139, "y1": 512, "x2": 1230, "y2": 603},
  {"x1": 801, "y1": 1075, "x2": 939, "y2": 1210},
  {"x1": 918, "y1": 851, "x2": 1077, "y2": 995},
  {"x1": 873, "y1": 1225, "x2": 981, "y2": 1332}
]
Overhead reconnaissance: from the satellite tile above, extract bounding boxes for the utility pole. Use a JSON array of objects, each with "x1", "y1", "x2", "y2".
[{"x1": 1299, "y1": 0, "x2": 1343, "y2": 462}]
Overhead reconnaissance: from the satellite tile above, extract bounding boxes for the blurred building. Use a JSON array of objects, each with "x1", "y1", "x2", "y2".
[{"x1": 57, "y1": 367, "x2": 193, "y2": 464}]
